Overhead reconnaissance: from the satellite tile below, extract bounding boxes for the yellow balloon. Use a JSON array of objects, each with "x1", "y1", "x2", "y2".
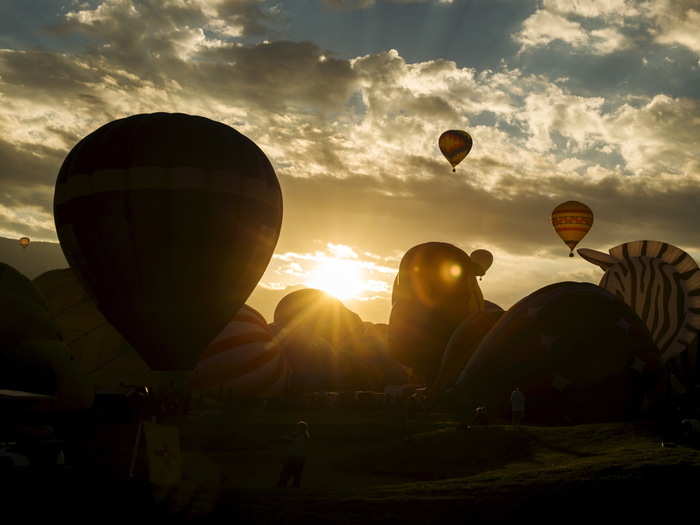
[
  {"x1": 19, "y1": 237, "x2": 30, "y2": 249},
  {"x1": 551, "y1": 201, "x2": 593, "y2": 257},
  {"x1": 439, "y1": 130, "x2": 473, "y2": 172}
]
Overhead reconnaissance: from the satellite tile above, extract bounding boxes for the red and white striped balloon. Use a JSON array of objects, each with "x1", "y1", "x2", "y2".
[{"x1": 190, "y1": 305, "x2": 289, "y2": 397}]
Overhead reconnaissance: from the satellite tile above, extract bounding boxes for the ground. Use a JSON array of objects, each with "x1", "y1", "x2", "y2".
[{"x1": 6, "y1": 405, "x2": 700, "y2": 522}]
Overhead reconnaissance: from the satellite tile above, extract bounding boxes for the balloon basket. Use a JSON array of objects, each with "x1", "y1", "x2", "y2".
[{"x1": 148, "y1": 370, "x2": 194, "y2": 422}]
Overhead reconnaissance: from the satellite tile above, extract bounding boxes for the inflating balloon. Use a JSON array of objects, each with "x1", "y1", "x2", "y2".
[
  {"x1": 439, "y1": 130, "x2": 472, "y2": 172},
  {"x1": 432, "y1": 310, "x2": 503, "y2": 394},
  {"x1": 191, "y1": 305, "x2": 289, "y2": 398},
  {"x1": 53, "y1": 113, "x2": 283, "y2": 370},
  {"x1": 393, "y1": 242, "x2": 483, "y2": 311},
  {"x1": 470, "y1": 249, "x2": 493, "y2": 280},
  {"x1": 34, "y1": 268, "x2": 154, "y2": 392},
  {"x1": 453, "y1": 282, "x2": 661, "y2": 424},
  {"x1": 551, "y1": 201, "x2": 593, "y2": 257},
  {"x1": 273, "y1": 288, "x2": 364, "y2": 352},
  {"x1": 19, "y1": 237, "x2": 30, "y2": 249}
]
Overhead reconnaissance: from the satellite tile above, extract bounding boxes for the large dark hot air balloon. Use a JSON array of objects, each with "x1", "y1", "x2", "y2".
[
  {"x1": 453, "y1": 282, "x2": 662, "y2": 424},
  {"x1": 438, "y1": 130, "x2": 472, "y2": 172},
  {"x1": 54, "y1": 113, "x2": 283, "y2": 370}
]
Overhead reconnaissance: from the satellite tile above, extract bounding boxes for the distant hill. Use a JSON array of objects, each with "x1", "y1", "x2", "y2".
[{"x1": 0, "y1": 236, "x2": 68, "y2": 279}]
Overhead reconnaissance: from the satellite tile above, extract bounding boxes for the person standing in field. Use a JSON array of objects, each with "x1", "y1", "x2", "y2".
[
  {"x1": 511, "y1": 387, "x2": 525, "y2": 427},
  {"x1": 277, "y1": 421, "x2": 310, "y2": 488}
]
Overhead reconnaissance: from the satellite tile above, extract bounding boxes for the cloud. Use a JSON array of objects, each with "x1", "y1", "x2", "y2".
[
  {"x1": 543, "y1": 0, "x2": 640, "y2": 19},
  {"x1": 516, "y1": 0, "x2": 700, "y2": 57},
  {"x1": 648, "y1": 0, "x2": 700, "y2": 55},
  {"x1": 515, "y1": 9, "x2": 589, "y2": 51},
  {"x1": 322, "y1": 0, "x2": 452, "y2": 9},
  {"x1": 1, "y1": 0, "x2": 699, "y2": 321}
]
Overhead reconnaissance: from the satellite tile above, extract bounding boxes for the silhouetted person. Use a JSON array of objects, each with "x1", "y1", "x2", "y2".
[
  {"x1": 511, "y1": 387, "x2": 525, "y2": 427},
  {"x1": 277, "y1": 421, "x2": 310, "y2": 488},
  {"x1": 473, "y1": 406, "x2": 489, "y2": 426}
]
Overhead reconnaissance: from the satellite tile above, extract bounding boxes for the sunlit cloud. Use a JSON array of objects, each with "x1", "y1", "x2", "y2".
[{"x1": 0, "y1": 0, "x2": 698, "y2": 323}]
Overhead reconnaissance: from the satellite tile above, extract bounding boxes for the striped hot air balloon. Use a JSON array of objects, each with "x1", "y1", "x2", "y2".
[
  {"x1": 551, "y1": 201, "x2": 593, "y2": 257},
  {"x1": 190, "y1": 305, "x2": 289, "y2": 398}
]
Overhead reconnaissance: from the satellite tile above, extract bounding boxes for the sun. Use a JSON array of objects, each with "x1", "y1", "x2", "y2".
[{"x1": 305, "y1": 258, "x2": 365, "y2": 300}]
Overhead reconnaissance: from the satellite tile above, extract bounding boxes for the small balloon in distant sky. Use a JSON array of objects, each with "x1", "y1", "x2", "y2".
[
  {"x1": 470, "y1": 249, "x2": 493, "y2": 279},
  {"x1": 19, "y1": 237, "x2": 30, "y2": 249}
]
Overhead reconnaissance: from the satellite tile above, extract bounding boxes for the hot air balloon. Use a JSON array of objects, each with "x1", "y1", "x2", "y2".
[
  {"x1": 389, "y1": 243, "x2": 484, "y2": 382},
  {"x1": 53, "y1": 113, "x2": 283, "y2": 371},
  {"x1": 273, "y1": 288, "x2": 364, "y2": 352},
  {"x1": 551, "y1": 201, "x2": 593, "y2": 257},
  {"x1": 439, "y1": 130, "x2": 472, "y2": 172},
  {"x1": 432, "y1": 310, "x2": 503, "y2": 394},
  {"x1": 0, "y1": 263, "x2": 93, "y2": 411},
  {"x1": 19, "y1": 237, "x2": 30, "y2": 249},
  {"x1": 34, "y1": 268, "x2": 156, "y2": 392},
  {"x1": 190, "y1": 305, "x2": 289, "y2": 398},
  {"x1": 453, "y1": 282, "x2": 662, "y2": 424},
  {"x1": 393, "y1": 242, "x2": 483, "y2": 312},
  {"x1": 470, "y1": 249, "x2": 493, "y2": 280}
]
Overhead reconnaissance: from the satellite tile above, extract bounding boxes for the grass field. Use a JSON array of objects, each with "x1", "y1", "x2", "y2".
[
  {"x1": 7, "y1": 405, "x2": 700, "y2": 522},
  {"x1": 156, "y1": 405, "x2": 700, "y2": 522}
]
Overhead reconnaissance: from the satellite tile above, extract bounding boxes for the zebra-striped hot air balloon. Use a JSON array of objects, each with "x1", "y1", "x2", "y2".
[
  {"x1": 190, "y1": 305, "x2": 289, "y2": 398},
  {"x1": 579, "y1": 241, "x2": 700, "y2": 364}
]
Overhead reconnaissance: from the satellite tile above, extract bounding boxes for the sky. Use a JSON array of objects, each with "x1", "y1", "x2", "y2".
[{"x1": 1, "y1": 0, "x2": 699, "y2": 323}]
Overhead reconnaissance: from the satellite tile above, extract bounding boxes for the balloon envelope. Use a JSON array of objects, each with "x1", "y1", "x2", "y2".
[
  {"x1": 470, "y1": 249, "x2": 493, "y2": 276},
  {"x1": 439, "y1": 130, "x2": 473, "y2": 171},
  {"x1": 53, "y1": 113, "x2": 283, "y2": 370},
  {"x1": 392, "y1": 242, "x2": 483, "y2": 313},
  {"x1": 433, "y1": 310, "x2": 503, "y2": 394},
  {"x1": 191, "y1": 305, "x2": 288, "y2": 397},
  {"x1": 33, "y1": 268, "x2": 156, "y2": 392},
  {"x1": 0, "y1": 263, "x2": 61, "y2": 344},
  {"x1": 19, "y1": 237, "x2": 30, "y2": 248},
  {"x1": 273, "y1": 288, "x2": 364, "y2": 352},
  {"x1": 551, "y1": 201, "x2": 593, "y2": 257},
  {"x1": 454, "y1": 282, "x2": 661, "y2": 424}
]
